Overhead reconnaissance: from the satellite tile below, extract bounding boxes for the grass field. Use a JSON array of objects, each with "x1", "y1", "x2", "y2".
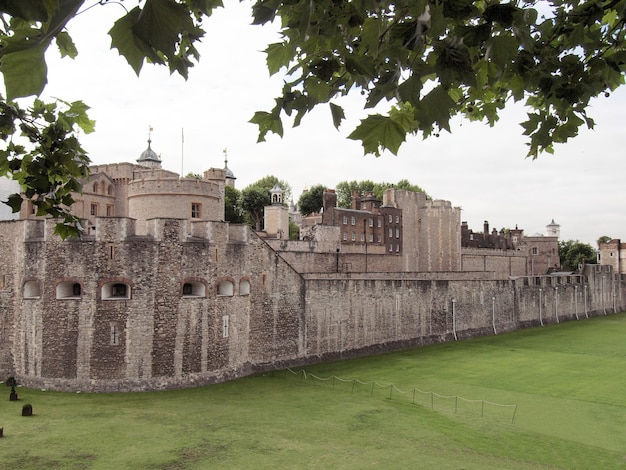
[{"x1": 2, "y1": 313, "x2": 626, "y2": 469}]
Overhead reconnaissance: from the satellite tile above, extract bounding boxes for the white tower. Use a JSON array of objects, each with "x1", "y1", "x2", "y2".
[
  {"x1": 546, "y1": 219, "x2": 560, "y2": 238},
  {"x1": 264, "y1": 184, "x2": 289, "y2": 239}
]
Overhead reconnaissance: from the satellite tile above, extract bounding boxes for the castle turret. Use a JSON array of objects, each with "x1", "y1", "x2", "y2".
[{"x1": 546, "y1": 219, "x2": 560, "y2": 238}]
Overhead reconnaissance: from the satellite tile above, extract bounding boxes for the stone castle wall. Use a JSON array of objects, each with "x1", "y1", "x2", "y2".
[
  {"x1": 0, "y1": 218, "x2": 624, "y2": 392},
  {"x1": 383, "y1": 190, "x2": 461, "y2": 272},
  {"x1": 461, "y1": 247, "x2": 529, "y2": 277},
  {"x1": 0, "y1": 218, "x2": 305, "y2": 391}
]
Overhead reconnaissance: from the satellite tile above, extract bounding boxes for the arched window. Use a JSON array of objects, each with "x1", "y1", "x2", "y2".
[
  {"x1": 182, "y1": 280, "x2": 206, "y2": 297},
  {"x1": 101, "y1": 281, "x2": 131, "y2": 300},
  {"x1": 239, "y1": 279, "x2": 250, "y2": 295},
  {"x1": 23, "y1": 280, "x2": 41, "y2": 299},
  {"x1": 56, "y1": 281, "x2": 82, "y2": 299},
  {"x1": 217, "y1": 280, "x2": 234, "y2": 297},
  {"x1": 107, "y1": 185, "x2": 113, "y2": 196},
  {"x1": 92, "y1": 182, "x2": 98, "y2": 193}
]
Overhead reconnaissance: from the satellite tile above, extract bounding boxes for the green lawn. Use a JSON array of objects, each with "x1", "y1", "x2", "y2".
[{"x1": 2, "y1": 314, "x2": 626, "y2": 469}]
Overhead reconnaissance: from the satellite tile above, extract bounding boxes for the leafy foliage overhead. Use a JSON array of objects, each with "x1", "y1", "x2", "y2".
[
  {"x1": 0, "y1": 98, "x2": 93, "y2": 238},
  {"x1": 252, "y1": 0, "x2": 626, "y2": 158}
]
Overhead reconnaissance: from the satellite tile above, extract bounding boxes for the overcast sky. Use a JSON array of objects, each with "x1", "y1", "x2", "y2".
[{"x1": 30, "y1": 0, "x2": 626, "y2": 246}]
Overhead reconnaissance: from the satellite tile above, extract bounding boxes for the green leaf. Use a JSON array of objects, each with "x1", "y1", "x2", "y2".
[
  {"x1": 416, "y1": 86, "x2": 456, "y2": 133},
  {"x1": 133, "y1": 0, "x2": 201, "y2": 58},
  {"x1": 109, "y1": 7, "x2": 164, "y2": 75},
  {"x1": 251, "y1": 3, "x2": 278, "y2": 25},
  {"x1": 329, "y1": 102, "x2": 344, "y2": 130},
  {"x1": 485, "y1": 34, "x2": 519, "y2": 70},
  {"x1": 55, "y1": 31, "x2": 78, "y2": 59},
  {"x1": 348, "y1": 114, "x2": 407, "y2": 156},
  {"x1": 266, "y1": 42, "x2": 295, "y2": 75},
  {"x1": 0, "y1": 0, "x2": 48, "y2": 20},
  {"x1": 304, "y1": 77, "x2": 331, "y2": 103},
  {"x1": 186, "y1": 0, "x2": 223, "y2": 15},
  {"x1": 5, "y1": 193, "x2": 23, "y2": 213},
  {"x1": 1, "y1": 44, "x2": 48, "y2": 99},
  {"x1": 68, "y1": 100, "x2": 96, "y2": 134},
  {"x1": 249, "y1": 111, "x2": 283, "y2": 142},
  {"x1": 398, "y1": 74, "x2": 424, "y2": 104}
]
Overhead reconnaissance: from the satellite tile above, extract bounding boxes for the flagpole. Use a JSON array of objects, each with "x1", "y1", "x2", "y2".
[{"x1": 181, "y1": 128, "x2": 184, "y2": 177}]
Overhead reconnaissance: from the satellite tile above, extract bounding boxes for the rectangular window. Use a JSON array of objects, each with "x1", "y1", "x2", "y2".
[
  {"x1": 351, "y1": 216, "x2": 356, "y2": 225},
  {"x1": 377, "y1": 219, "x2": 382, "y2": 228},
  {"x1": 396, "y1": 228, "x2": 400, "y2": 238},
  {"x1": 351, "y1": 232, "x2": 356, "y2": 241},
  {"x1": 389, "y1": 228, "x2": 393, "y2": 238},
  {"x1": 106, "y1": 205, "x2": 114, "y2": 216},
  {"x1": 369, "y1": 234, "x2": 373, "y2": 243},
  {"x1": 222, "y1": 315, "x2": 229, "y2": 338},
  {"x1": 388, "y1": 214, "x2": 392, "y2": 223},
  {"x1": 343, "y1": 215, "x2": 347, "y2": 224},
  {"x1": 396, "y1": 215, "x2": 400, "y2": 223},
  {"x1": 396, "y1": 244, "x2": 400, "y2": 252},
  {"x1": 368, "y1": 218, "x2": 373, "y2": 227},
  {"x1": 343, "y1": 232, "x2": 347, "y2": 241},
  {"x1": 389, "y1": 244, "x2": 393, "y2": 252},
  {"x1": 90, "y1": 203, "x2": 98, "y2": 216},
  {"x1": 531, "y1": 247, "x2": 538, "y2": 255},
  {"x1": 360, "y1": 233, "x2": 365, "y2": 242},
  {"x1": 377, "y1": 235, "x2": 382, "y2": 243},
  {"x1": 191, "y1": 203, "x2": 202, "y2": 219}
]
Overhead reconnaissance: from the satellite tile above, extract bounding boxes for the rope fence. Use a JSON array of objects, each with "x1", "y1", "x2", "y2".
[{"x1": 269, "y1": 367, "x2": 518, "y2": 423}]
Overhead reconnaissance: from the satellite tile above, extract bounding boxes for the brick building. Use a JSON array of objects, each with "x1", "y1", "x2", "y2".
[
  {"x1": 321, "y1": 190, "x2": 403, "y2": 254},
  {"x1": 461, "y1": 220, "x2": 560, "y2": 276}
]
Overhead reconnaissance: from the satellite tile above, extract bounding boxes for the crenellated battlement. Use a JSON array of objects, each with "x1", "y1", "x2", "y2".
[{"x1": 20, "y1": 217, "x2": 251, "y2": 246}]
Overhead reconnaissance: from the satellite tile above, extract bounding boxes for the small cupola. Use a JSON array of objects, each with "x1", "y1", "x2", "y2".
[
  {"x1": 223, "y1": 148, "x2": 236, "y2": 187},
  {"x1": 137, "y1": 127, "x2": 162, "y2": 169},
  {"x1": 270, "y1": 183, "x2": 283, "y2": 205}
]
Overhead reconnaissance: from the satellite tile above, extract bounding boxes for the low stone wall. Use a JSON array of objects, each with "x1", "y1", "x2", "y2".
[{"x1": 297, "y1": 265, "x2": 625, "y2": 367}]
